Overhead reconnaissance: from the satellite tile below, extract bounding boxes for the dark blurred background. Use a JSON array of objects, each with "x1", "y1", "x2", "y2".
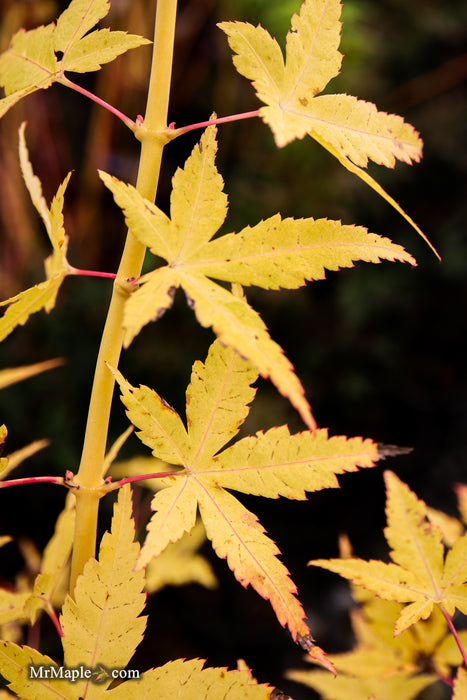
[{"x1": 0, "y1": 0, "x2": 466, "y2": 697}]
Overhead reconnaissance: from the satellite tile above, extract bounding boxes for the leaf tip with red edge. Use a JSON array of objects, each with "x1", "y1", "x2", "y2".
[{"x1": 298, "y1": 633, "x2": 336, "y2": 675}]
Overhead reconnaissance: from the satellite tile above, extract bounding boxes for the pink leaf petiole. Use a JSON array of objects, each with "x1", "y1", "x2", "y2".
[
  {"x1": 58, "y1": 76, "x2": 137, "y2": 131},
  {"x1": 0, "y1": 476, "x2": 65, "y2": 489},
  {"x1": 167, "y1": 110, "x2": 260, "y2": 138},
  {"x1": 440, "y1": 605, "x2": 467, "y2": 668},
  {"x1": 103, "y1": 470, "x2": 182, "y2": 493},
  {"x1": 69, "y1": 266, "x2": 117, "y2": 280}
]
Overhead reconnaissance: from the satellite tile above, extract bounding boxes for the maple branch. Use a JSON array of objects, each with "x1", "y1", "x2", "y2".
[
  {"x1": 0, "y1": 476, "x2": 65, "y2": 489},
  {"x1": 57, "y1": 76, "x2": 136, "y2": 131},
  {"x1": 168, "y1": 110, "x2": 261, "y2": 137},
  {"x1": 70, "y1": 0, "x2": 179, "y2": 593},
  {"x1": 440, "y1": 606, "x2": 467, "y2": 667}
]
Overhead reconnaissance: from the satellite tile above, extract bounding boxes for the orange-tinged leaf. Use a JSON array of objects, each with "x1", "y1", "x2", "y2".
[
  {"x1": 61, "y1": 485, "x2": 146, "y2": 697},
  {"x1": 106, "y1": 658, "x2": 273, "y2": 699},
  {"x1": 455, "y1": 484, "x2": 467, "y2": 524},
  {"x1": 306, "y1": 645, "x2": 336, "y2": 675},
  {"x1": 196, "y1": 482, "x2": 309, "y2": 639},
  {"x1": 112, "y1": 339, "x2": 379, "y2": 656},
  {"x1": 310, "y1": 471, "x2": 467, "y2": 635}
]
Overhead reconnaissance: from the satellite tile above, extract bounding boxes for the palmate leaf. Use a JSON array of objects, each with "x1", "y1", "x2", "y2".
[
  {"x1": 0, "y1": 126, "x2": 72, "y2": 342},
  {"x1": 219, "y1": 0, "x2": 437, "y2": 256},
  {"x1": 110, "y1": 338, "x2": 379, "y2": 662},
  {"x1": 0, "y1": 643, "x2": 72, "y2": 699},
  {"x1": 24, "y1": 495, "x2": 75, "y2": 625},
  {"x1": 101, "y1": 124, "x2": 414, "y2": 429},
  {"x1": 106, "y1": 658, "x2": 273, "y2": 700},
  {"x1": 60, "y1": 485, "x2": 146, "y2": 699},
  {"x1": 0, "y1": 0, "x2": 149, "y2": 118},
  {"x1": 219, "y1": 0, "x2": 420, "y2": 160},
  {"x1": 145, "y1": 520, "x2": 217, "y2": 594},
  {"x1": 454, "y1": 667, "x2": 467, "y2": 700},
  {"x1": 287, "y1": 582, "x2": 467, "y2": 698},
  {"x1": 311, "y1": 471, "x2": 467, "y2": 635},
  {"x1": 286, "y1": 670, "x2": 435, "y2": 700}
]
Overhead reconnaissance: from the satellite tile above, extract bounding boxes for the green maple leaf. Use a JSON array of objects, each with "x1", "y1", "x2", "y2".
[
  {"x1": 109, "y1": 338, "x2": 379, "y2": 662},
  {"x1": 101, "y1": 123, "x2": 415, "y2": 428},
  {"x1": 0, "y1": 0, "x2": 150, "y2": 118},
  {"x1": 218, "y1": 0, "x2": 437, "y2": 256}
]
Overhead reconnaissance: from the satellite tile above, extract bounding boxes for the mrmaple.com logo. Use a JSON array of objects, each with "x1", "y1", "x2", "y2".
[{"x1": 28, "y1": 665, "x2": 140, "y2": 683}]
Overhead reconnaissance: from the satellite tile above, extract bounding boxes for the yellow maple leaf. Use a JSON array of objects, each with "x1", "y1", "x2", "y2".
[
  {"x1": 310, "y1": 470, "x2": 467, "y2": 635},
  {"x1": 145, "y1": 520, "x2": 217, "y2": 594},
  {"x1": 219, "y1": 0, "x2": 421, "y2": 160},
  {"x1": 0, "y1": 0, "x2": 150, "y2": 118},
  {"x1": 287, "y1": 586, "x2": 467, "y2": 698},
  {"x1": 0, "y1": 643, "x2": 72, "y2": 699},
  {"x1": 453, "y1": 667, "x2": 467, "y2": 699},
  {"x1": 109, "y1": 338, "x2": 379, "y2": 663},
  {"x1": 0, "y1": 125, "x2": 72, "y2": 341},
  {"x1": 218, "y1": 0, "x2": 438, "y2": 257},
  {"x1": 101, "y1": 123, "x2": 415, "y2": 429},
  {"x1": 60, "y1": 485, "x2": 146, "y2": 698},
  {"x1": 105, "y1": 658, "x2": 273, "y2": 699},
  {"x1": 24, "y1": 495, "x2": 75, "y2": 624},
  {"x1": 0, "y1": 423, "x2": 49, "y2": 482},
  {"x1": 0, "y1": 358, "x2": 64, "y2": 391}
]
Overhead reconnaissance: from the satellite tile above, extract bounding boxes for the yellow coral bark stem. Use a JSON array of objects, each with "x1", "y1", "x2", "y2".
[{"x1": 70, "y1": 0, "x2": 178, "y2": 592}]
